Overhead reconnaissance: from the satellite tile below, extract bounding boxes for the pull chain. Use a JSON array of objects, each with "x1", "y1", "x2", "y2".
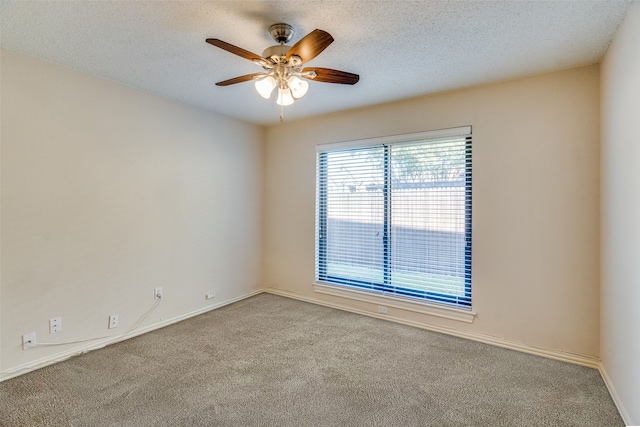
[{"x1": 280, "y1": 104, "x2": 284, "y2": 123}]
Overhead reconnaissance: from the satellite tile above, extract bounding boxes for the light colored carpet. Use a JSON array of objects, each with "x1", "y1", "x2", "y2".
[{"x1": 0, "y1": 293, "x2": 623, "y2": 426}]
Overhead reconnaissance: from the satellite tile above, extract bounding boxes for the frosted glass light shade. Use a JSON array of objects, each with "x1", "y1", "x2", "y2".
[
  {"x1": 276, "y1": 87, "x2": 294, "y2": 106},
  {"x1": 255, "y1": 76, "x2": 277, "y2": 99},
  {"x1": 288, "y1": 76, "x2": 309, "y2": 99}
]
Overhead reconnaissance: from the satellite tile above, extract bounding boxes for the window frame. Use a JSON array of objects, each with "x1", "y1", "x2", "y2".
[{"x1": 315, "y1": 126, "x2": 472, "y2": 309}]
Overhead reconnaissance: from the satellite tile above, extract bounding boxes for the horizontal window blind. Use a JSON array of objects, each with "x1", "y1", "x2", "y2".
[
  {"x1": 316, "y1": 146, "x2": 385, "y2": 288},
  {"x1": 316, "y1": 127, "x2": 472, "y2": 308}
]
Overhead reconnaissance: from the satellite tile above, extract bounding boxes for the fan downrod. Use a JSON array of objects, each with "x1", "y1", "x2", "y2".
[{"x1": 269, "y1": 23, "x2": 294, "y2": 44}]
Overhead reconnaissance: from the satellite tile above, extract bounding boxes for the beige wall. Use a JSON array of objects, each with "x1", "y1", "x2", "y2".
[
  {"x1": 264, "y1": 65, "x2": 601, "y2": 358},
  {"x1": 601, "y1": 2, "x2": 640, "y2": 424},
  {"x1": 0, "y1": 49, "x2": 264, "y2": 373}
]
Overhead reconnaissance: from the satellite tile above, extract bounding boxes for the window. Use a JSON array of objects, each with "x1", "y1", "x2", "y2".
[{"x1": 315, "y1": 127, "x2": 472, "y2": 308}]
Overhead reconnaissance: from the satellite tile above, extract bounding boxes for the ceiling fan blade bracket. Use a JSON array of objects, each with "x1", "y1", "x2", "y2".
[
  {"x1": 300, "y1": 70, "x2": 318, "y2": 79},
  {"x1": 288, "y1": 55, "x2": 303, "y2": 67},
  {"x1": 253, "y1": 58, "x2": 275, "y2": 69}
]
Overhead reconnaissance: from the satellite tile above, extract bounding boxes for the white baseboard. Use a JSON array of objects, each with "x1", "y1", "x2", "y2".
[
  {"x1": 264, "y1": 287, "x2": 600, "y2": 369},
  {"x1": 0, "y1": 289, "x2": 263, "y2": 383},
  {"x1": 598, "y1": 362, "x2": 634, "y2": 426}
]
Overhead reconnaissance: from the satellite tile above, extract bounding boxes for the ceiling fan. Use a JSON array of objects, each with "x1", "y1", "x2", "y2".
[{"x1": 206, "y1": 23, "x2": 359, "y2": 120}]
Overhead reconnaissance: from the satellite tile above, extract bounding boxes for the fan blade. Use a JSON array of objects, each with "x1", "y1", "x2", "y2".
[
  {"x1": 206, "y1": 39, "x2": 265, "y2": 62},
  {"x1": 286, "y1": 29, "x2": 334, "y2": 64},
  {"x1": 216, "y1": 73, "x2": 264, "y2": 86},
  {"x1": 303, "y1": 67, "x2": 359, "y2": 85}
]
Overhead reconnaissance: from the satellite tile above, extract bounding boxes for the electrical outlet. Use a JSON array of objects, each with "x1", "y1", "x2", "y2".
[
  {"x1": 377, "y1": 306, "x2": 388, "y2": 314},
  {"x1": 205, "y1": 292, "x2": 215, "y2": 300},
  {"x1": 154, "y1": 287, "x2": 163, "y2": 300},
  {"x1": 49, "y1": 317, "x2": 62, "y2": 333},
  {"x1": 109, "y1": 314, "x2": 119, "y2": 329},
  {"x1": 23, "y1": 332, "x2": 36, "y2": 350}
]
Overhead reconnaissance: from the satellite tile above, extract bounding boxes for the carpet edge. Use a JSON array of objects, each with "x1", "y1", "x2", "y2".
[
  {"x1": 599, "y1": 362, "x2": 633, "y2": 426},
  {"x1": 0, "y1": 289, "x2": 264, "y2": 383},
  {"x1": 264, "y1": 287, "x2": 600, "y2": 369}
]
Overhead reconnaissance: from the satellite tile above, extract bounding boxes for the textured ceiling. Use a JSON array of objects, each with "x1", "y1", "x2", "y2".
[{"x1": 0, "y1": 1, "x2": 634, "y2": 125}]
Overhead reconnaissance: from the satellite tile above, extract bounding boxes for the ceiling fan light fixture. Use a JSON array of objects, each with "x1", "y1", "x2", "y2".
[
  {"x1": 288, "y1": 76, "x2": 309, "y2": 99},
  {"x1": 255, "y1": 76, "x2": 277, "y2": 99},
  {"x1": 276, "y1": 87, "x2": 294, "y2": 106}
]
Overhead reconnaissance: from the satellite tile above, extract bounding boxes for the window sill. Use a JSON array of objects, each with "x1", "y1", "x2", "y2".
[{"x1": 313, "y1": 282, "x2": 476, "y2": 323}]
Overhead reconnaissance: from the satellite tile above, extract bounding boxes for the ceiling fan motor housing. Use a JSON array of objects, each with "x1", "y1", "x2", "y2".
[{"x1": 262, "y1": 44, "x2": 290, "y2": 62}]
